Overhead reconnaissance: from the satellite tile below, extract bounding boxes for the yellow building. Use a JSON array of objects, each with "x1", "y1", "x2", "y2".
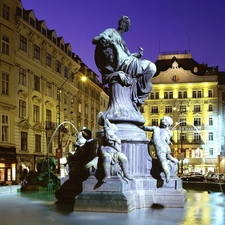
[
  {"x1": 0, "y1": 0, "x2": 108, "y2": 184},
  {"x1": 143, "y1": 52, "x2": 220, "y2": 175}
]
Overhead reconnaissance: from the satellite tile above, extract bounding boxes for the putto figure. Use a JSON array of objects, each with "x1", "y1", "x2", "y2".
[
  {"x1": 92, "y1": 16, "x2": 156, "y2": 125},
  {"x1": 142, "y1": 116, "x2": 178, "y2": 183}
]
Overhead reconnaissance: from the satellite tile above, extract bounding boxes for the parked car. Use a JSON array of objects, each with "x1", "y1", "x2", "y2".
[
  {"x1": 205, "y1": 172, "x2": 225, "y2": 182},
  {"x1": 180, "y1": 172, "x2": 205, "y2": 181}
]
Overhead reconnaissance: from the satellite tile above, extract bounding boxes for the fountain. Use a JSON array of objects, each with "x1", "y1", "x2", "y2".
[{"x1": 54, "y1": 16, "x2": 187, "y2": 212}]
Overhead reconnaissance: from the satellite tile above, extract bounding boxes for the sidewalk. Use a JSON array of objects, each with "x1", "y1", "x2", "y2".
[{"x1": 0, "y1": 189, "x2": 224, "y2": 225}]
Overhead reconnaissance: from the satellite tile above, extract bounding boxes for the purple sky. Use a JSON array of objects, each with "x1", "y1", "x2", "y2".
[{"x1": 21, "y1": 0, "x2": 225, "y2": 81}]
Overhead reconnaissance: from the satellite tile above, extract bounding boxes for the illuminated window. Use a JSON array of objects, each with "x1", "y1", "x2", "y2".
[{"x1": 78, "y1": 102, "x2": 82, "y2": 113}]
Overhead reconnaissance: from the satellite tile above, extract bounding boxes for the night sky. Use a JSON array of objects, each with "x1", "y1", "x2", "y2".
[{"x1": 21, "y1": 0, "x2": 225, "y2": 81}]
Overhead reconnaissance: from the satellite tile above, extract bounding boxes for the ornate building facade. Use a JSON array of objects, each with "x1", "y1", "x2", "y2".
[
  {"x1": 143, "y1": 52, "x2": 224, "y2": 174},
  {"x1": 0, "y1": 0, "x2": 108, "y2": 184}
]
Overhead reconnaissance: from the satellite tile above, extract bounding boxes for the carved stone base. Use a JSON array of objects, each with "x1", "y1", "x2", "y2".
[
  {"x1": 74, "y1": 176, "x2": 136, "y2": 213},
  {"x1": 74, "y1": 175, "x2": 187, "y2": 212}
]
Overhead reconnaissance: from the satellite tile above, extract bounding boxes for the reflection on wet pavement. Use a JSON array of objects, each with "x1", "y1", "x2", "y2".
[{"x1": 0, "y1": 189, "x2": 224, "y2": 225}]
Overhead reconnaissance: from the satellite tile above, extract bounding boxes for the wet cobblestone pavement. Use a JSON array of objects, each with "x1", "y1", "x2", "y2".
[{"x1": 0, "y1": 189, "x2": 224, "y2": 225}]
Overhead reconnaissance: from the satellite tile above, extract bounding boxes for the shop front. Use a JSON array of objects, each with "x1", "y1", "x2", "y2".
[{"x1": 0, "y1": 147, "x2": 17, "y2": 185}]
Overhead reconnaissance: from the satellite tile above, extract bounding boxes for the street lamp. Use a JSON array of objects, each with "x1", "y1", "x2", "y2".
[
  {"x1": 173, "y1": 100, "x2": 190, "y2": 174},
  {"x1": 57, "y1": 70, "x2": 86, "y2": 174}
]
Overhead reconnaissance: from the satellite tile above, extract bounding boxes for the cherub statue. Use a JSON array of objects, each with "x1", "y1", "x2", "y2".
[{"x1": 142, "y1": 116, "x2": 178, "y2": 183}]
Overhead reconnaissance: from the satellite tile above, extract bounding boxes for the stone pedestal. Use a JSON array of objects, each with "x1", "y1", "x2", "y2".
[{"x1": 74, "y1": 124, "x2": 187, "y2": 212}]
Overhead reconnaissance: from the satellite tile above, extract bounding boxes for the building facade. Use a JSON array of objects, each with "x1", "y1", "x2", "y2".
[
  {"x1": 0, "y1": 0, "x2": 108, "y2": 184},
  {"x1": 143, "y1": 52, "x2": 223, "y2": 174}
]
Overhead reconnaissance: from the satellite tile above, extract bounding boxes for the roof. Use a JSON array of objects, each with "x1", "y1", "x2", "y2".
[{"x1": 154, "y1": 52, "x2": 218, "y2": 76}]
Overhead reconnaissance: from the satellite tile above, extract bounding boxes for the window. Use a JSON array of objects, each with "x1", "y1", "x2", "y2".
[
  {"x1": 151, "y1": 106, "x2": 158, "y2": 113},
  {"x1": 140, "y1": 106, "x2": 144, "y2": 113},
  {"x1": 194, "y1": 105, "x2": 201, "y2": 113},
  {"x1": 2, "y1": 35, "x2": 10, "y2": 55},
  {"x1": 193, "y1": 133, "x2": 201, "y2": 141},
  {"x1": 52, "y1": 37, "x2": 56, "y2": 44},
  {"x1": 64, "y1": 67, "x2": 68, "y2": 78},
  {"x1": 2, "y1": 115, "x2": 9, "y2": 142},
  {"x1": 179, "y1": 118, "x2": 186, "y2": 126},
  {"x1": 34, "y1": 75, "x2": 40, "y2": 91},
  {"x1": 2, "y1": 72, "x2": 9, "y2": 95},
  {"x1": 30, "y1": 17, "x2": 35, "y2": 27},
  {"x1": 178, "y1": 91, "x2": 187, "y2": 99},
  {"x1": 56, "y1": 60, "x2": 61, "y2": 73},
  {"x1": 152, "y1": 119, "x2": 158, "y2": 126},
  {"x1": 46, "y1": 109, "x2": 52, "y2": 129},
  {"x1": 194, "y1": 118, "x2": 201, "y2": 126},
  {"x1": 179, "y1": 105, "x2": 187, "y2": 113},
  {"x1": 208, "y1": 90, "x2": 213, "y2": 97},
  {"x1": 192, "y1": 91, "x2": 201, "y2": 98},
  {"x1": 164, "y1": 91, "x2": 173, "y2": 99},
  {"x1": 165, "y1": 106, "x2": 172, "y2": 113},
  {"x1": 16, "y1": 6, "x2": 22, "y2": 17},
  {"x1": 33, "y1": 105, "x2": 40, "y2": 122},
  {"x1": 34, "y1": 44, "x2": 40, "y2": 60},
  {"x1": 41, "y1": 28, "x2": 46, "y2": 36},
  {"x1": 19, "y1": 35, "x2": 27, "y2": 52},
  {"x1": 46, "y1": 81, "x2": 52, "y2": 97},
  {"x1": 46, "y1": 53, "x2": 51, "y2": 67},
  {"x1": 2, "y1": 3, "x2": 10, "y2": 20},
  {"x1": 209, "y1": 148, "x2": 213, "y2": 155},
  {"x1": 21, "y1": 132, "x2": 27, "y2": 151},
  {"x1": 180, "y1": 133, "x2": 186, "y2": 142},
  {"x1": 19, "y1": 68, "x2": 26, "y2": 85},
  {"x1": 208, "y1": 104, "x2": 213, "y2": 111},
  {"x1": 209, "y1": 118, "x2": 213, "y2": 126},
  {"x1": 19, "y1": 100, "x2": 26, "y2": 118},
  {"x1": 35, "y1": 134, "x2": 41, "y2": 152},
  {"x1": 150, "y1": 92, "x2": 159, "y2": 99},
  {"x1": 60, "y1": 44, "x2": 64, "y2": 51},
  {"x1": 208, "y1": 132, "x2": 213, "y2": 141}
]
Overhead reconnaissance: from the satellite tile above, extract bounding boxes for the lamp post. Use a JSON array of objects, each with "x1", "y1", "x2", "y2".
[
  {"x1": 57, "y1": 70, "x2": 86, "y2": 174},
  {"x1": 173, "y1": 100, "x2": 190, "y2": 175}
]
